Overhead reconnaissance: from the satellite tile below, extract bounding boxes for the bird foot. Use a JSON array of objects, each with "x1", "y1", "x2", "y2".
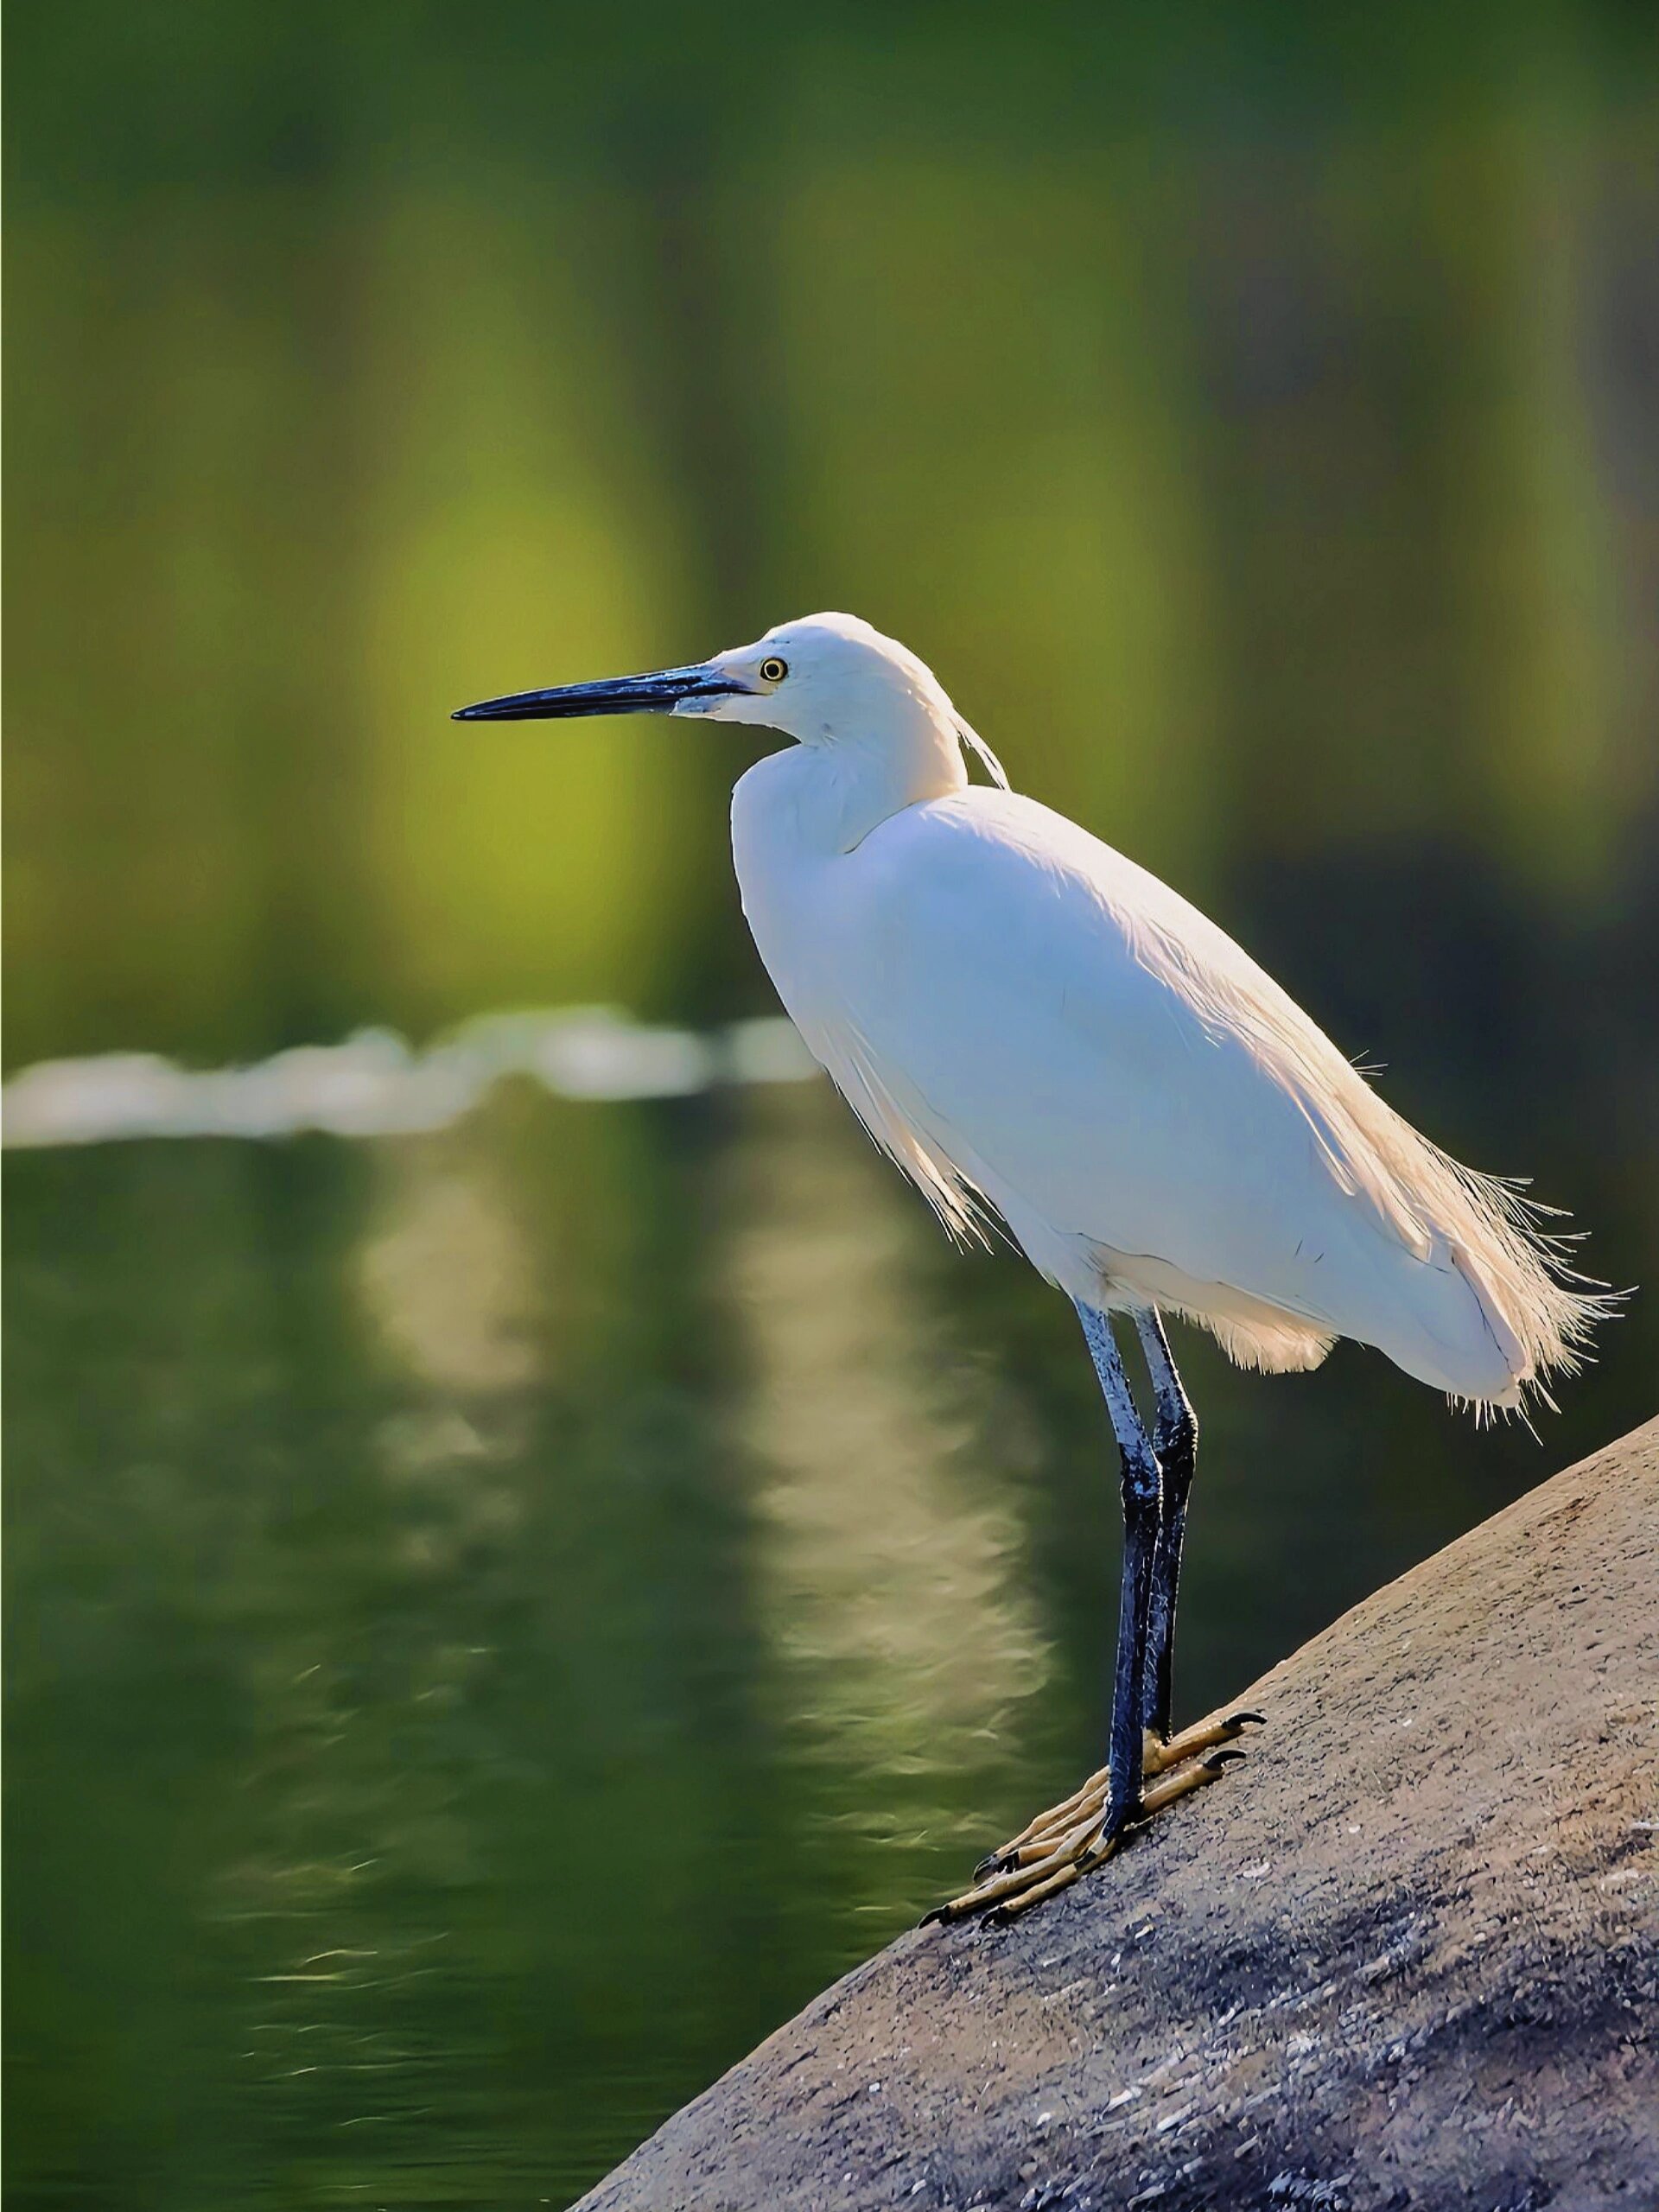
[
  {"x1": 1143, "y1": 1706, "x2": 1264, "y2": 1777},
  {"x1": 923, "y1": 1708, "x2": 1262, "y2": 1928}
]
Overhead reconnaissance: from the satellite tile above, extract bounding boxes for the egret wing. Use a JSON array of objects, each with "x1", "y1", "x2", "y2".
[{"x1": 819, "y1": 788, "x2": 1553, "y2": 1400}]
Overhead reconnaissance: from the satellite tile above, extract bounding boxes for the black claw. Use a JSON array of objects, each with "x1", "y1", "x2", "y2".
[
  {"x1": 973, "y1": 1853, "x2": 1001, "y2": 1883},
  {"x1": 983, "y1": 1904, "x2": 1014, "y2": 1929},
  {"x1": 918, "y1": 1905, "x2": 949, "y2": 1929},
  {"x1": 1204, "y1": 1746, "x2": 1249, "y2": 1771},
  {"x1": 1227, "y1": 1710, "x2": 1267, "y2": 1729}
]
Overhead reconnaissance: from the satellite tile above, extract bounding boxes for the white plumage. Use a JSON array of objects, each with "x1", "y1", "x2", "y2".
[
  {"x1": 714, "y1": 614, "x2": 1598, "y2": 1414},
  {"x1": 455, "y1": 607, "x2": 1602, "y2": 1416}
]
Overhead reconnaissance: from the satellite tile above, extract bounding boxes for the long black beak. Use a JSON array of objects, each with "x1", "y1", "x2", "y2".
[{"x1": 451, "y1": 663, "x2": 741, "y2": 722}]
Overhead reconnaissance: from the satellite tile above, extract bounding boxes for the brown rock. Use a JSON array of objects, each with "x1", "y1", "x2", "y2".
[{"x1": 576, "y1": 1420, "x2": 1659, "y2": 2212}]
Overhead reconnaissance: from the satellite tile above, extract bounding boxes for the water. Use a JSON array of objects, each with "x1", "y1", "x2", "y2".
[
  {"x1": 7, "y1": 1073, "x2": 1650, "y2": 2208},
  {"x1": 6, "y1": 9, "x2": 1657, "y2": 2207}
]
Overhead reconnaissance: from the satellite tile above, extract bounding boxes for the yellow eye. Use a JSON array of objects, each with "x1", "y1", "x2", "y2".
[{"x1": 759, "y1": 656, "x2": 788, "y2": 683}]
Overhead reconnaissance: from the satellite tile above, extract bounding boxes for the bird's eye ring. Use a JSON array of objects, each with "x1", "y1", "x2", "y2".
[{"x1": 759, "y1": 656, "x2": 788, "y2": 684}]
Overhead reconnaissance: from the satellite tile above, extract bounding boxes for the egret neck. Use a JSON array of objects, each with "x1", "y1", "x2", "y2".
[{"x1": 733, "y1": 694, "x2": 969, "y2": 863}]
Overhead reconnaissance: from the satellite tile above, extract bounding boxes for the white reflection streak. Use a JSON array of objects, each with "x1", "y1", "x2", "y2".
[
  {"x1": 727, "y1": 1085, "x2": 1049, "y2": 1826},
  {"x1": 359, "y1": 1148, "x2": 542, "y2": 1399},
  {"x1": 0, "y1": 1009, "x2": 817, "y2": 1149}
]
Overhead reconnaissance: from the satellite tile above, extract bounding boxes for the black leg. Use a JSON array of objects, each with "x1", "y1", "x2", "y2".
[
  {"x1": 922, "y1": 1301, "x2": 1245, "y2": 1924},
  {"x1": 1134, "y1": 1309, "x2": 1196, "y2": 1745},
  {"x1": 1076, "y1": 1302, "x2": 1161, "y2": 1840}
]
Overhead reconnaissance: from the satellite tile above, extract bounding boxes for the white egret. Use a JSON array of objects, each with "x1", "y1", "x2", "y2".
[{"x1": 455, "y1": 613, "x2": 1605, "y2": 1923}]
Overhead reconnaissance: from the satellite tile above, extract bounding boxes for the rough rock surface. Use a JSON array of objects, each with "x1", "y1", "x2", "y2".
[{"x1": 577, "y1": 1421, "x2": 1659, "y2": 2212}]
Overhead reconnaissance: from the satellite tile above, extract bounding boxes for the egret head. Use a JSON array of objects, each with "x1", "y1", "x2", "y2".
[
  {"x1": 454, "y1": 612, "x2": 962, "y2": 750},
  {"x1": 676, "y1": 613, "x2": 954, "y2": 746}
]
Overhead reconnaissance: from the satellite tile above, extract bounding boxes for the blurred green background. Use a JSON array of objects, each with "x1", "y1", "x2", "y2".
[{"x1": 5, "y1": 6, "x2": 1657, "y2": 2208}]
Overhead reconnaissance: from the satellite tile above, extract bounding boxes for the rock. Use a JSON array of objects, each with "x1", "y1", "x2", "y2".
[{"x1": 575, "y1": 1421, "x2": 1659, "y2": 2212}]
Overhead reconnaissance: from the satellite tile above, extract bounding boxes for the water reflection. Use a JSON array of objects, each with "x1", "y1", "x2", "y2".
[
  {"x1": 725, "y1": 1084, "x2": 1052, "y2": 1872},
  {"x1": 361, "y1": 1135, "x2": 550, "y2": 1402}
]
